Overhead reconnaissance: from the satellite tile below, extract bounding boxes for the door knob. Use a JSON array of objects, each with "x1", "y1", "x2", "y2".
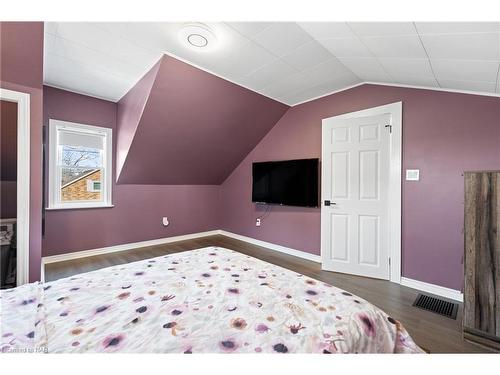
[{"x1": 324, "y1": 200, "x2": 336, "y2": 206}]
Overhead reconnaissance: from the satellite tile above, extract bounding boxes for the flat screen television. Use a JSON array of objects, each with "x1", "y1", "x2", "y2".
[{"x1": 252, "y1": 158, "x2": 319, "y2": 207}]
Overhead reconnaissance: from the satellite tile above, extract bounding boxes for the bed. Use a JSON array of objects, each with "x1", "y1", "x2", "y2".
[{"x1": 1, "y1": 246, "x2": 423, "y2": 353}]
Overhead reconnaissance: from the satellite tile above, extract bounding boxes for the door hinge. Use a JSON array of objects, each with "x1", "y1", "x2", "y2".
[
  {"x1": 384, "y1": 124, "x2": 392, "y2": 133},
  {"x1": 388, "y1": 257, "x2": 391, "y2": 265}
]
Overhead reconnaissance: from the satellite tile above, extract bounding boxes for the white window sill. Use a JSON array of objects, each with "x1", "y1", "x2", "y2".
[{"x1": 45, "y1": 204, "x2": 115, "y2": 211}]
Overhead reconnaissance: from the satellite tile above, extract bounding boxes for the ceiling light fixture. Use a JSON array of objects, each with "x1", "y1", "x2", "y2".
[{"x1": 178, "y1": 23, "x2": 217, "y2": 51}]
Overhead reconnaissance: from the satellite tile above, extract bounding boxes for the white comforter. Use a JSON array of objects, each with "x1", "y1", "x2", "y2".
[{"x1": 1, "y1": 247, "x2": 423, "y2": 353}]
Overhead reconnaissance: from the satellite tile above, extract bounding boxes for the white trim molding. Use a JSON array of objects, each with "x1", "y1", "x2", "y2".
[
  {"x1": 218, "y1": 230, "x2": 321, "y2": 263},
  {"x1": 42, "y1": 230, "x2": 221, "y2": 265},
  {"x1": 41, "y1": 229, "x2": 463, "y2": 303},
  {"x1": 0, "y1": 88, "x2": 30, "y2": 286},
  {"x1": 42, "y1": 229, "x2": 321, "y2": 267},
  {"x1": 48, "y1": 119, "x2": 113, "y2": 210},
  {"x1": 401, "y1": 277, "x2": 463, "y2": 302}
]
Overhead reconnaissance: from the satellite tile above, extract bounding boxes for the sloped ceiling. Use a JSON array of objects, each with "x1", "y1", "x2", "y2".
[{"x1": 116, "y1": 55, "x2": 289, "y2": 185}]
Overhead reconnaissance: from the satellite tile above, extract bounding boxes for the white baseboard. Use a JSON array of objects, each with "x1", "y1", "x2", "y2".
[
  {"x1": 218, "y1": 230, "x2": 321, "y2": 263},
  {"x1": 42, "y1": 229, "x2": 321, "y2": 272},
  {"x1": 42, "y1": 230, "x2": 221, "y2": 265},
  {"x1": 400, "y1": 277, "x2": 463, "y2": 302},
  {"x1": 43, "y1": 230, "x2": 461, "y2": 302}
]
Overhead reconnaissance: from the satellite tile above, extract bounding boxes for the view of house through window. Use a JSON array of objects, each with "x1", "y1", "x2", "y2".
[
  {"x1": 60, "y1": 144, "x2": 102, "y2": 201},
  {"x1": 48, "y1": 120, "x2": 112, "y2": 209}
]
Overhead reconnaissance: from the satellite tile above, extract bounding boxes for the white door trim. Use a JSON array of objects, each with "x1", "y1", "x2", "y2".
[
  {"x1": 0, "y1": 88, "x2": 31, "y2": 286},
  {"x1": 321, "y1": 102, "x2": 402, "y2": 283}
]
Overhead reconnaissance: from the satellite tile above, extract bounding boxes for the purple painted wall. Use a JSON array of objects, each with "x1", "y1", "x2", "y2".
[
  {"x1": 116, "y1": 60, "x2": 161, "y2": 178},
  {"x1": 1, "y1": 182, "x2": 17, "y2": 219},
  {"x1": 42, "y1": 87, "x2": 220, "y2": 256},
  {"x1": 1, "y1": 100, "x2": 17, "y2": 219},
  {"x1": 1, "y1": 100, "x2": 17, "y2": 181},
  {"x1": 117, "y1": 55, "x2": 289, "y2": 185},
  {"x1": 0, "y1": 22, "x2": 44, "y2": 281},
  {"x1": 220, "y1": 84, "x2": 500, "y2": 291}
]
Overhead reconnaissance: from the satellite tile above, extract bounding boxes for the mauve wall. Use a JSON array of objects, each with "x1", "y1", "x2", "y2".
[
  {"x1": 1, "y1": 100, "x2": 17, "y2": 218},
  {"x1": 1, "y1": 182, "x2": 17, "y2": 219},
  {"x1": 117, "y1": 55, "x2": 289, "y2": 185},
  {"x1": 220, "y1": 84, "x2": 500, "y2": 291},
  {"x1": 0, "y1": 22, "x2": 44, "y2": 281},
  {"x1": 42, "y1": 87, "x2": 220, "y2": 256}
]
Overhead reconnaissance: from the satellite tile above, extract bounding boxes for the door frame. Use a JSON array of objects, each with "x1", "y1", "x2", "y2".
[
  {"x1": 0, "y1": 88, "x2": 30, "y2": 286},
  {"x1": 321, "y1": 101, "x2": 402, "y2": 283}
]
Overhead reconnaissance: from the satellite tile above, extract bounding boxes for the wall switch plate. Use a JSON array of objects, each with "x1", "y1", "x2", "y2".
[
  {"x1": 256, "y1": 218, "x2": 261, "y2": 227},
  {"x1": 406, "y1": 169, "x2": 420, "y2": 181},
  {"x1": 162, "y1": 217, "x2": 170, "y2": 227}
]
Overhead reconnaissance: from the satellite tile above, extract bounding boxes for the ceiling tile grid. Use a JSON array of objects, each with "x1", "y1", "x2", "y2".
[{"x1": 43, "y1": 22, "x2": 500, "y2": 105}]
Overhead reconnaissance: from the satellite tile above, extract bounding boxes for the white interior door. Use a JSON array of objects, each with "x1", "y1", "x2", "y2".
[{"x1": 321, "y1": 110, "x2": 393, "y2": 280}]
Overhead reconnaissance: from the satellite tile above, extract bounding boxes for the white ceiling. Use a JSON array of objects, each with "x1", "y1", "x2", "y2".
[{"x1": 44, "y1": 22, "x2": 500, "y2": 105}]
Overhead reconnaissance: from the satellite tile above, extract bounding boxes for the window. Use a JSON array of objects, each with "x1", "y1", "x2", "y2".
[
  {"x1": 86, "y1": 180, "x2": 101, "y2": 192},
  {"x1": 48, "y1": 120, "x2": 113, "y2": 209}
]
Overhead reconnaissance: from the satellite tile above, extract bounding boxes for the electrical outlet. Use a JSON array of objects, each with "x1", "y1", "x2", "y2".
[
  {"x1": 162, "y1": 217, "x2": 170, "y2": 227},
  {"x1": 256, "y1": 218, "x2": 261, "y2": 227}
]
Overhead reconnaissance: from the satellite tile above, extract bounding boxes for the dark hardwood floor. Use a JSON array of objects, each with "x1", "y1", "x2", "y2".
[{"x1": 44, "y1": 234, "x2": 490, "y2": 353}]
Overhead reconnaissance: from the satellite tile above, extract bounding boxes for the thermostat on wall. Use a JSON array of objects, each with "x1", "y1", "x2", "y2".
[{"x1": 406, "y1": 169, "x2": 420, "y2": 181}]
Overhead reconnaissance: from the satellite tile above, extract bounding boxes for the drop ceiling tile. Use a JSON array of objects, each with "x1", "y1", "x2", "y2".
[
  {"x1": 48, "y1": 35, "x2": 155, "y2": 78},
  {"x1": 96, "y1": 22, "x2": 186, "y2": 57},
  {"x1": 238, "y1": 59, "x2": 297, "y2": 90},
  {"x1": 337, "y1": 57, "x2": 391, "y2": 81},
  {"x1": 390, "y1": 75, "x2": 440, "y2": 87},
  {"x1": 361, "y1": 35, "x2": 427, "y2": 58},
  {"x1": 55, "y1": 22, "x2": 164, "y2": 68},
  {"x1": 261, "y1": 72, "x2": 309, "y2": 98},
  {"x1": 44, "y1": 53, "x2": 131, "y2": 101},
  {"x1": 44, "y1": 22, "x2": 58, "y2": 35},
  {"x1": 437, "y1": 79, "x2": 497, "y2": 93},
  {"x1": 94, "y1": 22, "x2": 252, "y2": 69},
  {"x1": 378, "y1": 58, "x2": 434, "y2": 78},
  {"x1": 207, "y1": 40, "x2": 277, "y2": 80},
  {"x1": 225, "y1": 22, "x2": 273, "y2": 38},
  {"x1": 415, "y1": 22, "x2": 500, "y2": 35},
  {"x1": 420, "y1": 33, "x2": 500, "y2": 60},
  {"x1": 280, "y1": 41, "x2": 333, "y2": 71},
  {"x1": 303, "y1": 58, "x2": 357, "y2": 86},
  {"x1": 281, "y1": 73, "x2": 361, "y2": 105},
  {"x1": 44, "y1": 22, "x2": 500, "y2": 106},
  {"x1": 252, "y1": 23, "x2": 313, "y2": 57},
  {"x1": 297, "y1": 22, "x2": 355, "y2": 39},
  {"x1": 359, "y1": 71, "x2": 394, "y2": 82},
  {"x1": 318, "y1": 71, "x2": 361, "y2": 91},
  {"x1": 320, "y1": 37, "x2": 373, "y2": 58},
  {"x1": 431, "y1": 59, "x2": 499, "y2": 83},
  {"x1": 348, "y1": 22, "x2": 417, "y2": 36}
]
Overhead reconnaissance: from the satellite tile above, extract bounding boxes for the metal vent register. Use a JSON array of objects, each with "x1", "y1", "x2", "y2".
[{"x1": 413, "y1": 294, "x2": 458, "y2": 319}]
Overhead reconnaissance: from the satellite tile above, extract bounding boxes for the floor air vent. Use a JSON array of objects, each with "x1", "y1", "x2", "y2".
[{"x1": 413, "y1": 294, "x2": 458, "y2": 319}]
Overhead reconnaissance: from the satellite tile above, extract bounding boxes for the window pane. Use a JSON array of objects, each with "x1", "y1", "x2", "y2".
[
  {"x1": 60, "y1": 145, "x2": 102, "y2": 168},
  {"x1": 61, "y1": 167, "x2": 102, "y2": 202}
]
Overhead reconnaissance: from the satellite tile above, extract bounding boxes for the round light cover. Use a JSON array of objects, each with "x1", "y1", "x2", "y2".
[{"x1": 178, "y1": 23, "x2": 217, "y2": 51}]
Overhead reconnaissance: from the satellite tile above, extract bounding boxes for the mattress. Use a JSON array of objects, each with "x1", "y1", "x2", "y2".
[{"x1": 0, "y1": 246, "x2": 423, "y2": 353}]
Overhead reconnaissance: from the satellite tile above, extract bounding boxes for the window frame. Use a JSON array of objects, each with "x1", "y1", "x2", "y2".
[{"x1": 48, "y1": 119, "x2": 113, "y2": 210}]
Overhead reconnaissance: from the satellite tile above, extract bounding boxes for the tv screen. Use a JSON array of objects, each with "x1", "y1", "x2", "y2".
[{"x1": 252, "y1": 158, "x2": 319, "y2": 207}]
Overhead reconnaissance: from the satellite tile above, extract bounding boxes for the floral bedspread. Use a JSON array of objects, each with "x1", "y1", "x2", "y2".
[{"x1": 1, "y1": 247, "x2": 423, "y2": 353}]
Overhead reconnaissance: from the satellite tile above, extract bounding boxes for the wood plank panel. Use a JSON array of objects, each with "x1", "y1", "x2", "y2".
[{"x1": 464, "y1": 171, "x2": 500, "y2": 350}]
